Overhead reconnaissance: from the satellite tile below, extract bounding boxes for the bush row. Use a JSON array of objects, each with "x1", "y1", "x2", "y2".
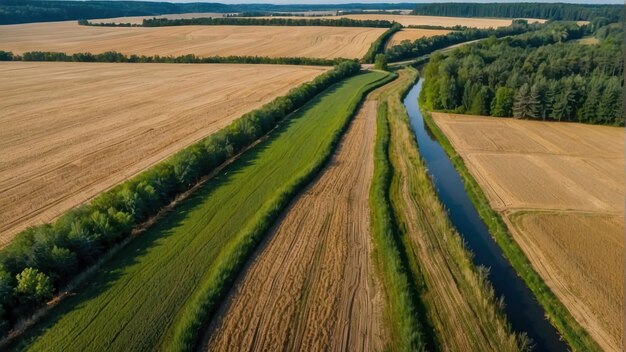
[
  {"x1": 362, "y1": 22, "x2": 402, "y2": 63},
  {"x1": 0, "y1": 60, "x2": 362, "y2": 338},
  {"x1": 80, "y1": 17, "x2": 394, "y2": 28},
  {"x1": 385, "y1": 20, "x2": 539, "y2": 62},
  {"x1": 0, "y1": 50, "x2": 345, "y2": 66}
]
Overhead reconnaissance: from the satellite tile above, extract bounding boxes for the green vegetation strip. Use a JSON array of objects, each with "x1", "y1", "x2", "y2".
[
  {"x1": 14, "y1": 71, "x2": 392, "y2": 352},
  {"x1": 83, "y1": 17, "x2": 394, "y2": 28},
  {"x1": 419, "y1": 108, "x2": 601, "y2": 352},
  {"x1": 362, "y1": 23, "x2": 402, "y2": 64},
  {"x1": 369, "y1": 92, "x2": 427, "y2": 351},
  {"x1": 0, "y1": 50, "x2": 345, "y2": 66}
]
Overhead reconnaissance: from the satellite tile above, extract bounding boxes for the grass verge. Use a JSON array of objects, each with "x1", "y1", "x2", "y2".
[
  {"x1": 420, "y1": 106, "x2": 601, "y2": 352},
  {"x1": 369, "y1": 96, "x2": 428, "y2": 351},
  {"x1": 12, "y1": 71, "x2": 392, "y2": 352}
]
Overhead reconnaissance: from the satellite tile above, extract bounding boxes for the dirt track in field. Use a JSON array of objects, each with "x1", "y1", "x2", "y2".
[
  {"x1": 0, "y1": 62, "x2": 326, "y2": 246},
  {"x1": 386, "y1": 28, "x2": 452, "y2": 48},
  {"x1": 432, "y1": 112, "x2": 624, "y2": 352},
  {"x1": 204, "y1": 97, "x2": 385, "y2": 351},
  {"x1": 0, "y1": 21, "x2": 384, "y2": 59}
]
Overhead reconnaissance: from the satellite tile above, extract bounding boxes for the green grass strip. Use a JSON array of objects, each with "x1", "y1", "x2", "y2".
[
  {"x1": 15, "y1": 71, "x2": 392, "y2": 352},
  {"x1": 369, "y1": 97, "x2": 427, "y2": 351},
  {"x1": 419, "y1": 107, "x2": 601, "y2": 352}
]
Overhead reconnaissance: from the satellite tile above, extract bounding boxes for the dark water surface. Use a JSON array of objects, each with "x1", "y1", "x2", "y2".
[{"x1": 403, "y1": 80, "x2": 568, "y2": 352}]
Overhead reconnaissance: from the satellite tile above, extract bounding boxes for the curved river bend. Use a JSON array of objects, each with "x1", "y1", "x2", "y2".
[{"x1": 403, "y1": 80, "x2": 568, "y2": 352}]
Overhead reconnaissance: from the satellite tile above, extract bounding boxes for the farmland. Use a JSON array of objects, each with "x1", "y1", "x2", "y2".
[
  {"x1": 206, "y1": 89, "x2": 384, "y2": 351},
  {"x1": 13, "y1": 71, "x2": 390, "y2": 352},
  {"x1": 0, "y1": 21, "x2": 385, "y2": 59},
  {"x1": 386, "y1": 28, "x2": 452, "y2": 47},
  {"x1": 252, "y1": 14, "x2": 545, "y2": 28},
  {"x1": 0, "y1": 62, "x2": 327, "y2": 246},
  {"x1": 432, "y1": 112, "x2": 624, "y2": 351}
]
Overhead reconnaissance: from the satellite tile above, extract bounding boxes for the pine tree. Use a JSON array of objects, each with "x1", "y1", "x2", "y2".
[
  {"x1": 598, "y1": 77, "x2": 623, "y2": 124},
  {"x1": 579, "y1": 77, "x2": 603, "y2": 122},
  {"x1": 529, "y1": 84, "x2": 542, "y2": 119},
  {"x1": 513, "y1": 83, "x2": 532, "y2": 118}
]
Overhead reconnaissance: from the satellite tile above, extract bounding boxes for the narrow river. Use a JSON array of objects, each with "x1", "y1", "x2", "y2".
[{"x1": 403, "y1": 80, "x2": 568, "y2": 352}]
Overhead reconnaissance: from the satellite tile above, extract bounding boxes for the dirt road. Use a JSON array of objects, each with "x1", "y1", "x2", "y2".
[{"x1": 204, "y1": 97, "x2": 385, "y2": 351}]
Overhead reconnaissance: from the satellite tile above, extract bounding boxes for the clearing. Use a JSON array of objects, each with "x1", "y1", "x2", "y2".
[
  {"x1": 0, "y1": 21, "x2": 385, "y2": 59},
  {"x1": 386, "y1": 28, "x2": 452, "y2": 48},
  {"x1": 205, "y1": 90, "x2": 384, "y2": 351},
  {"x1": 432, "y1": 112, "x2": 624, "y2": 352},
  {"x1": 0, "y1": 62, "x2": 327, "y2": 246},
  {"x1": 14, "y1": 71, "x2": 389, "y2": 352}
]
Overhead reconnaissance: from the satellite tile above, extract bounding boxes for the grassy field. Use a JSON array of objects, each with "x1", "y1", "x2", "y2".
[
  {"x1": 0, "y1": 21, "x2": 385, "y2": 59},
  {"x1": 369, "y1": 74, "x2": 427, "y2": 351},
  {"x1": 0, "y1": 62, "x2": 326, "y2": 246},
  {"x1": 422, "y1": 111, "x2": 603, "y2": 352},
  {"x1": 379, "y1": 69, "x2": 524, "y2": 351},
  {"x1": 12, "y1": 71, "x2": 391, "y2": 352},
  {"x1": 432, "y1": 112, "x2": 623, "y2": 351}
]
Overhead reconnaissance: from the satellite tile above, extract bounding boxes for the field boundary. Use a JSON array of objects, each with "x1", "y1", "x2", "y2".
[
  {"x1": 82, "y1": 17, "x2": 394, "y2": 28},
  {"x1": 369, "y1": 96, "x2": 429, "y2": 351},
  {"x1": 419, "y1": 107, "x2": 601, "y2": 352},
  {"x1": 0, "y1": 50, "x2": 346, "y2": 66},
  {"x1": 362, "y1": 23, "x2": 402, "y2": 63}
]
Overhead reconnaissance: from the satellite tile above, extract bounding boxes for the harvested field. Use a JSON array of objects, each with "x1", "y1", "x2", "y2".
[
  {"x1": 0, "y1": 62, "x2": 327, "y2": 246},
  {"x1": 386, "y1": 28, "x2": 452, "y2": 47},
  {"x1": 510, "y1": 211, "x2": 623, "y2": 352},
  {"x1": 205, "y1": 97, "x2": 384, "y2": 351},
  {"x1": 432, "y1": 112, "x2": 624, "y2": 351},
  {"x1": 252, "y1": 14, "x2": 545, "y2": 28},
  {"x1": 0, "y1": 21, "x2": 385, "y2": 59},
  {"x1": 17, "y1": 71, "x2": 390, "y2": 352}
]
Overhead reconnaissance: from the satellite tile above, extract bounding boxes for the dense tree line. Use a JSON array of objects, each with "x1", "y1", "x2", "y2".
[
  {"x1": 406, "y1": 24, "x2": 469, "y2": 31},
  {"x1": 1, "y1": 1, "x2": 418, "y2": 25},
  {"x1": 386, "y1": 20, "x2": 540, "y2": 62},
  {"x1": 420, "y1": 24, "x2": 624, "y2": 125},
  {"x1": 0, "y1": 61, "x2": 362, "y2": 337},
  {"x1": 362, "y1": 23, "x2": 402, "y2": 63},
  {"x1": 0, "y1": 50, "x2": 345, "y2": 66},
  {"x1": 411, "y1": 3, "x2": 623, "y2": 22},
  {"x1": 139, "y1": 17, "x2": 393, "y2": 28}
]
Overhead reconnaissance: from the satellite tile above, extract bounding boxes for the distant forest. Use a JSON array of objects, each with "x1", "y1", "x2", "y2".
[
  {"x1": 0, "y1": 1, "x2": 415, "y2": 25},
  {"x1": 412, "y1": 3, "x2": 623, "y2": 22},
  {"x1": 1, "y1": 1, "x2": 623, "y2": 25},
  {"x1": 420, "y1": 23, "x2": 624, "y2": 125}
]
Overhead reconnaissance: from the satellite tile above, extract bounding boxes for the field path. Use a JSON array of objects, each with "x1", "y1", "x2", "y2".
[{"x1": 204, "y1": 96, "x2": 385, "y2": 351}]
